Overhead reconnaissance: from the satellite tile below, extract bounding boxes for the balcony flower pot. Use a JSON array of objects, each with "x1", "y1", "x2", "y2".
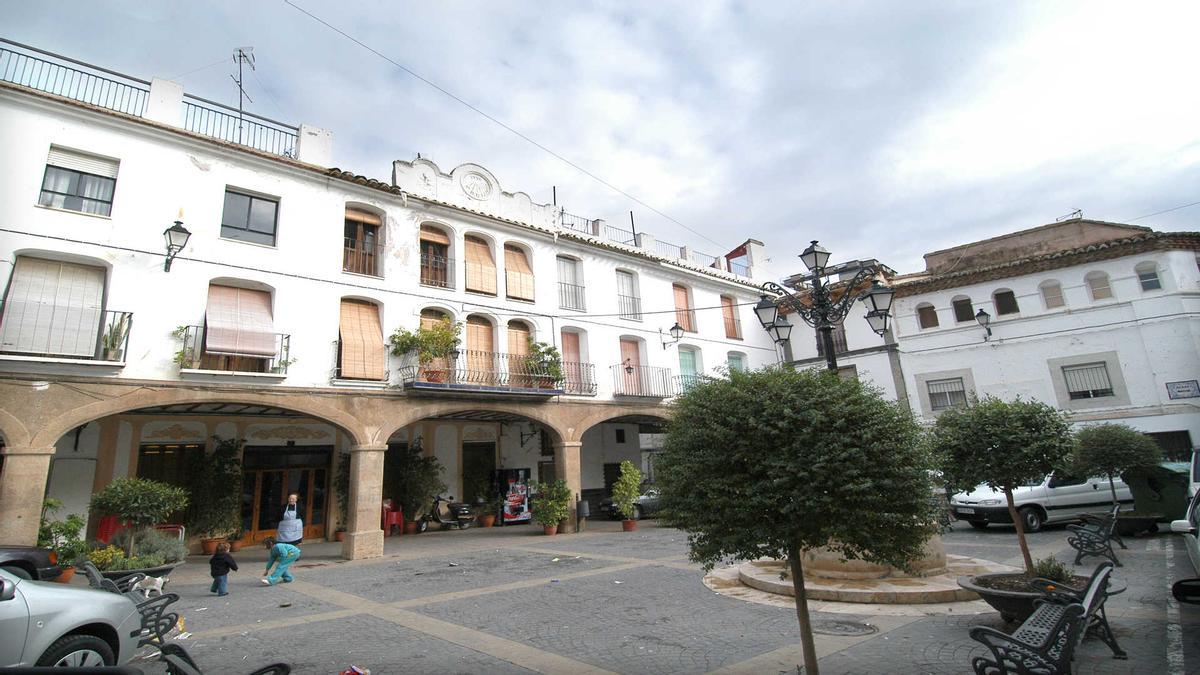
[
  {"x1": 957, "y1": 572, "x2": 1087, "y2": 623},
  {"x1": 543, "y1": 524, "x2": 558, "y2": 536},
  {"x1": 622, "y1": 519, "x2": 637, "y2": 532},
  {"x1": 228, "y1": 538, "x2": 243, "y2": 552},
  {"x1": 422, "y1": 367, "x2": 448, "y2": 384}
]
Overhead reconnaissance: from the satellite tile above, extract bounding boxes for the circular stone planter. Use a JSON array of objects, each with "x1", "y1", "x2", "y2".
[
  {"x1": 957, "y1": 573, "x2": 1087, "y2": 623},
  {"x1": 99, "y1": 560, "x2": 182, "y2": 581}
]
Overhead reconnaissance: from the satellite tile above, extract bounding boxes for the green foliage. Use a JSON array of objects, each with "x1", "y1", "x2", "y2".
[
  {"x1": 532, "y1": 479, "x2": 572, "y2": 527},
  {"x1": 85, "y1": 544, "x2": 163, "y2": 571},
  {"x1": 611, "y1": 460, "x2": 643, "y2": 520},
  {"x1": 389, "y1": 319, "x2": 462, "y2": 364},
  {"x1": 657, "y1": 366, "x2": 935, "y2": 572},
  {"x1": 384, "y1": 440, "x2": 446, "y2": 519},
  {"x1": 101, "y1": 314, "x2": 130, "y2": 357},
  {"x1": 185, "y1": 437, "x2": 243, "y2": 538},
  {"x1": 112, "y1": 527, "x2": 186, "y2": 564},
  {"x1": 334, "y1": 451, "x2": 350, "y2": 531},
  {"x1": 91, "y1": 477, "x2": 189, "y2": 556},
  {"x1": 1031, "y1": 555, "x2": 1072, "y2": 583},
  {"x1": 37, "y1": 499, "x2": 88, "y2": 565},
  {"x1": 526, "y1": 340, "x2": 564, "y2": 381},
  {"x1": 1073, "y1": 423, "x2": 1162, "y2": 504}
]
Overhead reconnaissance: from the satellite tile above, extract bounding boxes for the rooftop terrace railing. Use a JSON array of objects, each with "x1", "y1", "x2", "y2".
[{"x1": 559, "y1": 210, "x2": 595, "y2": 236}]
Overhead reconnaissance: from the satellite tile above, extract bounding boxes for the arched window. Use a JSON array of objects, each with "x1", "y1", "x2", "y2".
[
  {"x1": 504, "y1": 243, "x2": 535, "y2": 301},
  {"x1": 727, "y1": 351, "x2": 747, "y2": 372},
  {"x1": 412, "y1": 307, "x2": 454, "y2": 383},
  {"x1": 199, "y1": 281, "x2": 278, "y2": 373},
  {"x1": 419, "y1": 224, "x2": 452, "y2": 289},
  {"x1": 916, "y1": 303, "x2": 939, "y2": 329},
  {"x1": 560, "y1": 328, "x2": 593, "y2": 395},
  {"x1": 465, "y1": 315, "x2": 496, "y2": 383},
  {"x1": 720, "y1": 295, "x2": 742, "y2": 339},
  {"x1": 463, "y1": 235, "x2": 497, "y2": 295},
  {"x1": 673, "y1": 283, "x2": 696, "y2": 332},
  {"x1": 678, "y1": 346, "x2": 702, "y2": 391},
  {"x1": 992, "y1": 289, "x2": 1020, "y2": 316},
  {"x1": 506, "y1": 319, "x2": 533, "y2": 386},
  {"x1": 951, "y1": 295, "x2": 975, "y2": 323},
  {"x1": 338, "y1": 298, "x2": 385, "y2": 380},
  {"x1": 616, "y1": 270, "x2": 641, "y2": 320},
  {"x1": 419, "y1": 307, "x2": 451, "y2": 329},
  {"x1": 343, "y1": 207, "x2": 382, "y2": 276},
  {"x1": 1085, "y1": 272, "x2": 1113, "y2": 301},
  {"x1": 1040, "y1": 280, "x2": 1065, "y2": 309},
  {"x1": 1135, "y1": 262, "x2": 1162, "y2": 291}
]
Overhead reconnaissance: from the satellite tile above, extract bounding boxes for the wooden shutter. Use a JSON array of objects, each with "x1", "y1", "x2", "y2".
[
  {"x1": 673, "y1": 284, "x2": 694, "y2": 332},
  {"x1": 466, "y1": 316, "x2": 494, "y2": 353},
  {"x1": 419, "y1": 224, "x2": 451, "y2": 245},
  {"x1": 344, "y1": 209, "x2": 381, "y2": 226},
  {"x1": 619, "y1": 338, "x2": 641, "y2": 394},
  {"x1": 720, "y1": 296, "x2": 739, "y2": 338},
  {"x1": 504, "y1": 244, "x2": 535, "y2": 301},
  {"x1": 560, "y1": 331, "x2": 580, "y2": 362},
  {"x1": 339, "y1": 299, "x2": 384, "y2": 380},
  {"x1": 507, "y1": 321, "x2": 531, "y2": 355},
  {"x1": 464, "y1": 236, "x2": 497, "y2": 294},
  {"x1": 0, "y1": 257, "x2": 105, "y2": 357},
  {"x1": 204, "y1": 285, "x2": 276, "y2": 357}
]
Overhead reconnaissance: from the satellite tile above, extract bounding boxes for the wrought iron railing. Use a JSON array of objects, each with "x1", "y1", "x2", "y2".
[
  {"x1": 0, "y1": 38, "x2": 149, "y2": 117},
  {"x1": 505, "y1": 270, "x2": 536, "y2": 302},
  {"x1": 343, "y1": 236, "x2": 383, "y2": 277},
  {"x1": 690, "y1": 250, "x2": 721, "y2": 268},
  {"x1": 561, "y1": 362, "x2": 597, "y2": 395},
  {"x1": 178, "y1": 325, "x2": 291, "y2": 374},
  {"x1": 655, "y1": 239, "x2": 685, "y2": 259},
  {"x1": 675, "y1": 308, "x2": 698, "y2": 332},
  {"x1": 611, "y1": 364, "x2": 675, "y2": 398},
  {"x1": 182, "y1": 99, "x2": 298, "y2": 157},
  {"x1": 332, "y1": 339, "x2": 388, "y2": 382},
  {"x1": 559, "y1": 211, "x2": 594, "y2": 235},
  {"x1": 558, "y1": 282, "x2": 586, "y2": 311},
  {"x1": 724, "y1": 315, "x2": 743, "y2": 340},
  {"x1": 419, "y1": 252, "x2": 454, "y2": 289},
  {"x1": 399, "y1": 350, "x2": 576, "y2": 393},
  {"x1": 601, "y1": 223, "x2": 637, "y2": 246},
  {"x1": 618, "y1": 294, "x2": 642, "y2": 321},
  {"x1": 0, "y1": 304, "x2": 132, "y2": 362},
  {"x1": 673, "y1": 374, "x2": 705, "y2": 394},
  {"x1": 728, "y1": 260, "x2": 750, "y2": 277}
]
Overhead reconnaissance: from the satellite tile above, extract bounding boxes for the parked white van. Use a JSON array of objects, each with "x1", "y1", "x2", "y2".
[{"x1": 949, "y1": 472, "x2": 1133, "y2": 532}]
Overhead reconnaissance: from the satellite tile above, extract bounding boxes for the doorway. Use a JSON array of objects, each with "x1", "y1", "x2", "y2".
[
  {"x1": 240, "y1": 446, "x2": 331, "y2": 542},
  {"x1": 462, "y1": 441, "x2": 497, "y2": 502}
]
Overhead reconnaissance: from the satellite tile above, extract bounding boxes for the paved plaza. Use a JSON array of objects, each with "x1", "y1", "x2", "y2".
[{"x1": 132, "y1": 520, "x2": 1200, "y2": 674}]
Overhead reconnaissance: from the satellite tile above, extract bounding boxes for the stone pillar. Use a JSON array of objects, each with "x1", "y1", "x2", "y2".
[
  {"x1": 340, "y1": 443, "x2": 386, "y2": 560},
  {"x1": 0, "y1": 447, "x2": 55, "y2": 545},
  {"x1": 553, "y1": 441, "x2": 583, "y2": 534}
]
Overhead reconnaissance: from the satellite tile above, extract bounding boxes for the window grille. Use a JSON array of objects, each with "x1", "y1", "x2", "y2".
[
  {"x1": 1063, "y1": 363, "x2": 1114, "y2": 399},
  {"x1": 927, "y1": 377, "x2": 967, "y2": 411}
]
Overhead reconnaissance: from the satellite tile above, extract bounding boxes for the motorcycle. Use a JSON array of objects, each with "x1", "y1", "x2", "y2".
[{"x1": 418, "y1": 495, "x2": 477, "y2": 532}]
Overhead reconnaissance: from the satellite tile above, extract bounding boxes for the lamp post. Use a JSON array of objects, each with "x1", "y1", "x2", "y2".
[
  {"x1": 755, "y1": 240, "x2": 894, "y2": 372},
  {"x1": 975, "y1": 308, "x2": 992, "y2": 341},
  {"x1": 659, "y1": 322, "x2": 684, "y2": 349},
  {"x1": 162, "y1": 219, "x2": 192, "y2": 272}
]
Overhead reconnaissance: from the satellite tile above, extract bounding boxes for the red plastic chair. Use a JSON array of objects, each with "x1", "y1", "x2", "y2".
[
  {"x1": 96, "y1": 515, "x2": 124, "y2": 544},
  {"x1": 381, "y1": 500, "x2": 404, "y2": 537}
]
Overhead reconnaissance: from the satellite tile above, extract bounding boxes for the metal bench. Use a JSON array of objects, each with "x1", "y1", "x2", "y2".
[
  {"x1": 159, "y1": 643, "x2": 291, "y2": 675},
  {"x1": 77, "y1": 560, "x2": 148, "y2": 595},
  {"x1": 77, "y1": 561, "x2": 180, "y2": 647},
  {"x1": 969, "y1": 562, "x2": 1121, "y2": 674},
  {"x1": 1067, "y1": 504, "x2": 1125, "y2": 566}
]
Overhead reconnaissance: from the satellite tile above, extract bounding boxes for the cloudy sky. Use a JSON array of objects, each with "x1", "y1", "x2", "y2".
[{"x1": 8, "y1": 1, "x2": 1199, "y2": 275}]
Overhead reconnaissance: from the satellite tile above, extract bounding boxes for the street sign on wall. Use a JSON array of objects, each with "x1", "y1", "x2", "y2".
[{"x1": 1166, "y1": 380, "x2": 1200, "y2": 400}]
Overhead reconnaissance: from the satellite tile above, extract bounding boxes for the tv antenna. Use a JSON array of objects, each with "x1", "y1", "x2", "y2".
[
  {"x1": 1055, "y1": 209, "x2": 1082, "y2": 222},
  {"x1": 231, "y1": 47, "x2": 256, "y2": 144}
]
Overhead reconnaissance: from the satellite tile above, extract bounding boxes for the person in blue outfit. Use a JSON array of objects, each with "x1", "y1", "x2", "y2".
[
  {"x1": 275, "y1": 493, "x2": 304, "y2": 547},
  {"x1": 261, "y1": 537, "x2": 301, "y2": 586}
]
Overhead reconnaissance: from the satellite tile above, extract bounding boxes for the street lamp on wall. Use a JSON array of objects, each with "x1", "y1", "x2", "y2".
[
  {"x1": 755, "y1": 241, "x2": 893, "y2": 372},
  {"x1": 162, "y1": 216, "x2": 192, "y2": 272},
  {"x1": 975, "y1": 308, "x2": 992, "y2": 342},
  {"x1": 660, "y1": 322, "x2": 684, "y2": 349}
]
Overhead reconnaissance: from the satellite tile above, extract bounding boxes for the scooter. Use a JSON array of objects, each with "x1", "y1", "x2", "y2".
[{"x1": 418, "y1": 495, "x2": 477, "y2": 532}]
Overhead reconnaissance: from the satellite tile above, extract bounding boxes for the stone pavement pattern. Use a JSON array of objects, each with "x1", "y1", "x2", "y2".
[{"x1": 131, "y1": 520, "x2": 1199, "y2": 674}]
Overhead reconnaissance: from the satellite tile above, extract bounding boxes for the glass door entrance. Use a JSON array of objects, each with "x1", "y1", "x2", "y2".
[{"x1": 240, "y1": 446, "x2": 331, "y2": 543}]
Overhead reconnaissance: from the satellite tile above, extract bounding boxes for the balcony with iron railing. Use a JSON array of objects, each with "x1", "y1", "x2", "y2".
[
  {"x1": 399, "y1": 350, "x2": 584, "y2": 396},
  {"x1": 559, "y1": 210, "x2": 595, "y2": 236},
  {"x1": 611, "y1": 364, "x2": 675, "y2": 398},
  {"x1": 655, "y1": 239, "x2": 686, "y2": 259},
  {"x1": 332, "y1": 339, "x2": 389, "y2": 384},
  {"x1": 618, "y1": 294, "x2": 642, "y2": 321},
  {"x1": 0, "y1": 304, "x2": 133, "y2": 363},
  {"x1": 0, "y1": 38, "x2": 298, "y2": 158},
  {"x1": 673, "y1": 374, "x2": 705, "y2": 394},
  {"x1": 178, "y1": 325, "x2": 292, "y2": 376},
  {"x1": 558, "y1": 282, "x2": 587, "y2": 311},
  {"x1": 419, "y1": 253, "x2": 454, "y2": 289},
  {"x1": 343, "y1": 237, "x2": 383, "y2": 277},
  {"x1": 728, "y1": 259, "x2": 750, "y2": 277},
  {"x1": 675, "y1": 308, "x2": 698, "y2": 333},
  {"x1": 600, "y1": 223, "x2": 637, "y2": 246}
]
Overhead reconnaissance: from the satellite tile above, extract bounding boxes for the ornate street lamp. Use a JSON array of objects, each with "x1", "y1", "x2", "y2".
[
  {"x1": 162, "y1": 218, "x2": 192, "y2": 272},
  {"x1": 660, "y1": 322, "x2": 685, "y2": 349},
  {"x1": 975, "y1": 308, "x2": 992, "y2": 342},
  {"x1": 756, "y1": 240, "x2": 892, "y2": 371}
]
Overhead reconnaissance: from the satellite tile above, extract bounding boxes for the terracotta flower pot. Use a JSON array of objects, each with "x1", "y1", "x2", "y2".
[
  {"x1": 229, "y1": 539, "x2": 243, "y2": 552},
  {"x1": 479, "y1": 514, "x2": 496, "y2": 528},
  {"x1": 404, "y1": 521, "x2": 421, "y2": 535},
  {"x1": 622, "y1": 519, "x2": 637, "y2": 532},
  {"x1": 201, "y1": 538, "x2": 222, "y2": 555},
  {"x1": 335, "y1": 530, "x2": 346, "y2": 542},
  {"x1": 54, "y1": 566, "x2": 76, "y2": 584},
  {"x1": 543, "y1": 524, "x2": 558, "y2": 536}
]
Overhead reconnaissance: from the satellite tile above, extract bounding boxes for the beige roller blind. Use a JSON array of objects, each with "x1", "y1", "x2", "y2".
[
  {"x1": 339, "y1": 299, "x2": 385, "y2": 380},
  {"x1": 47, "y1": 145, "x2": 119, "y2": 178},
  {"x1": 0, "y1": 256, "x2": 105, "y2": 357},
  {"x1": 560, "y1": 331, "x2": 580, "y2": 362},
  {"x1": 204, "y1": 285, "x2": 277, "y2": 357},
  {"x1": 419, "y1": 308, "x2": 449, "y2": 331},
  {"x1": 464, "y1": 236, "x2": 497, "y2": 294},
  {"x1": 419, "y1": 224, "x2": 451, "y2": 246},
  {"x1": 466, "y1": 315, "x2": 494, "y2": 352},
  {"x1": 506, "y1": 321, "x2": 531, "y2": 355},
  {"x1": 504, "y1": 244, "x2": 535, "y2": 301},
  {"x1": 344, "y1": 209, "x2": 382, "y2": 226}
]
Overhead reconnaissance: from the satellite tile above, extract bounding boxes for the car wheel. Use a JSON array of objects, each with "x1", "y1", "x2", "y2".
[
  {"x1": 1019, "y1": 506, "x2": 1043, "y2": 533},
  {"x1": 36, "y1": 634, "x2": 115, "y2": 667},
  {"x1": 968, "y1": 521, "x2": 989, "y2": 530},
  {"x1": 0, "y1": 564, "x2": 32, "y2": 580}
]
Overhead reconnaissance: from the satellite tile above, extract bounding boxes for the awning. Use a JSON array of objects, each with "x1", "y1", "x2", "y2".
[
  {"x1": 339, "y1": 299, "x2": 385, "y2": 380},
  {"x1": 420, "y1": 224, "x2": 451, "y2": 246},
  {"x1": 345, "y1": 209, "x2": 382, "y2": 226},
  {"x1": 205, "y1": 285, "x2": 277, "y2": 357}
]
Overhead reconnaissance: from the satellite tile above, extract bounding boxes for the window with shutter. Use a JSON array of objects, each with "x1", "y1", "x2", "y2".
[
  {"x1": 39, "y1": 146, "x2": 119, "y2": 216},
  {"x1": 0, "y1": 256, "x2": 106, "y2": 357},
  {"x1": 1062, "y1": 363, "x2": 1115, "y2": 399},
  {"x1": 1040, "y1": 281, "x2": 1065, "y2": 309},
  {"x1": 419, "y1": 225, "x2": 452, "y2": 288},
  {"x1": 721, "y1": 296, "x2": 741, "y2": 339},
  {"x1": 616, "y1": 271, "x2": 640, "y2": 320},
  {"x1": 673, "y1": 284, "x2": 695, "y2": 332},
  {"x1": 504, "y1": 244, "x2": 535, "y2": 301},
  {"x1": 464, "y1": 236, "x2": 497, "y2": 295},
  {"x1": 927, "y1": 378, "x2": 967, "y2": 411},
  {"x1": 338, "y1": 299, "x2": 385, "y2": 380},
  {"x1": 343, "y1": 209, "x2": 382, "y2": 277}
]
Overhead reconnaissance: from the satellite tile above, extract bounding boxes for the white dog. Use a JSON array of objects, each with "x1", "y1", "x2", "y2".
[{"x1": 132, "y1": 575, "x2": 169, "y2": 598}]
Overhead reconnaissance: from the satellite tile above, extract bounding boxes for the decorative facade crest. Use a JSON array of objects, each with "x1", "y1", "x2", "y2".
[
  {"x1": 144, "y1": 423, "x2": 204, "y2": 441},
  {"x1": 249, "y1": 425, "x2": 331, "y2": 441}
]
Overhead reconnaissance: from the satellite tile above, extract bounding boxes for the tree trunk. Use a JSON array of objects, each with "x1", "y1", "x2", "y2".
[
  {"x1": 787, "y1": 543, "x2": 820, "y2": 675},
  {"x1": 1107, "y1": 475, "x2": 1119, "y2": 506},
  {"x1": 1004, "y1": 487, "x2": 1034, "y2": 576}
]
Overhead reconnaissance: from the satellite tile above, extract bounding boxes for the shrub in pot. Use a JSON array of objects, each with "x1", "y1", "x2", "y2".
[
  {"x1": 37, "y1": 499, "x2": 87, "y2": 582},
  {"x1": 390, "y1": 319, "x2": 461, "y2": 383},
  {"x1": 185, "y1": 437, "x2": 243, "y2": 553},
  {"x1": 90, "y1": 477, "x2": 189, "y2": 558},
  {"x1": 384, "y1": 440, "x2": 446, "y2": 530},
  {"x1": 611, "y1": 460, "x2": 642, "y2": 531},
  {"x1": 525, "y1": 340, "x2": 564, "y2": 388},
  {"x1": 532, "y1": 479, "x2": 572, "y2": 535}
]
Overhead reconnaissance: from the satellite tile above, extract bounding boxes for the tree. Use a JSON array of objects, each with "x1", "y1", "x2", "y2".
[
  {"x1": 186, "y1": 437, "x2": 243, "y2": 539},
  {"x1": 384, "y1": 440, "x2": 446, "y2": 520},
  {"x1": 931, "y1": 396, "x2": 1073, "y2": 576},
  {"x1": 657, "y1": 367, "x2": 933, "y2": 675},
  {"x1": 1074, "y1": 423, "x2": 1162, "y2": 505},
  {"x1": 90, "y1": 477, "x2": 189, "y2": 557}
]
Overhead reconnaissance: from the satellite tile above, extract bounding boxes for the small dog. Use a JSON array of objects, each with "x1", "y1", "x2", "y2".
[{"x1": 132, "y1": 575, "x2": 169, "y2": 598}]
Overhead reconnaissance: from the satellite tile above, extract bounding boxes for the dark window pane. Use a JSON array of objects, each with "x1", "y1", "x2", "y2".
[
  {"x1": 994, "y1": 291, "x2": 1020, "y2": 315},
  {"x1": 952, "y1": 298, "x2": 974, "y2": 323},
  {"x1": 222, "y1": 191, "x2": 251, "y2": 229},
  {"x1": 248, "y1": 198, "x2": 277, "y2": 234}
]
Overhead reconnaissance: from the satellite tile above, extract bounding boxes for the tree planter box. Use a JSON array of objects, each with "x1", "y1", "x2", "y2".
[
  {"x1": 1115, "y1": 514, "x2": 1161, "y2": 537},
  {"x1": 957, "y1": 573, "x2": 1087, "y2": 623},
  {"x1": 99, "y1": 560, "x2": 182, "y2": 581}
]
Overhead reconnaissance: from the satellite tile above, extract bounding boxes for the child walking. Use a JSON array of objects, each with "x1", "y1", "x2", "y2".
[
  {"x1": 261, "y1": 537, "x2": 301, "y2": 586},
  {"x1": 209, "y1": 542, "x2": 238, "y2": 596}
]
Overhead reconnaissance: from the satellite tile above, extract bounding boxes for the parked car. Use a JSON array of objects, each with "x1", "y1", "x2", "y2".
[
  {"x1": 0, "y1": 546, "x2": 62, "y2": 581},
  {"x1": 1171, "y1": 489, "x2": 1200, "y2": 575},
  {"x1": 0, "y1": 567, "x2": 142, "y2": 667},
  {"x1": 599, "y1": 485, "x2": 661, "y2": 520},
  {"x1": 949, "y1": 472, "x2": 1133, "y2": 532}
]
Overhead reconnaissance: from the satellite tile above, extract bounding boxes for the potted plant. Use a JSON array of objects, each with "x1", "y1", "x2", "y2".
[
  {"x1": 383, "y1": 440, "x2": 446, "y2": 533},
  {"x1": 334, "y1": 450, "x2": 350, "y2": 541},
  {"x1": 1074, "y1": 423, "x2": 1164, "y2": 535},
  {"x1": 611, "y1": 460, "x2": 642, "y2": 532},
  {"x1": 390, "y1": 319, "x2": 461, "y2": 383},
  {"x1": 483, "y1": 494, "x2": 506, "y2": 528},
  {"x1": 37, "y1": 499, "x2": 87, "y2": 583},
  {"x1": 228, "y1": 528, "x2": 245, "y2": 552},
  {"x1": 532, "y1": 479, "x2": 572, "y2": 535},
  {"x1": 101, "y1": 314, "x2": 130, "y2": 361},
  {"x1": 90, "y1": 477, "x2": 189, "y2": 560},
  {"x1": 185, "y1": 437, "x2": 243, "y2": 554},
  {"x1": 525, "y1": 340, "x2": 564, "y2": 389},
  {"x1": 934, "y1": 397, "x2": 1081, "y2": 622}
]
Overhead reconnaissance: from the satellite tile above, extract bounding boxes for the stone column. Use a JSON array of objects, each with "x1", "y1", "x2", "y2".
[
  {"x1": 553, "y1": 441, "x2": 583, "y2": 534},
  {"x1": 0, "y1": 446, "x2": 55, "y2": 545},
  {"x1": 340, "y1": 443, "x2": 386, "y2": 561}
]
